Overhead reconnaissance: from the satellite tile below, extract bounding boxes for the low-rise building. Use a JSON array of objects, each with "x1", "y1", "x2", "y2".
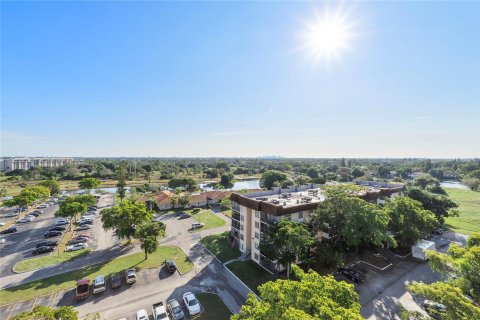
[
  {"x1": 0, "y1": 157, "x2": 84, "y2": 171},
  {"x1": 230, "y1": 181, "x2": 405, "y2": 272},
  {"x1": 147, "y1": 190, "x2": 229, "y2": 210}
]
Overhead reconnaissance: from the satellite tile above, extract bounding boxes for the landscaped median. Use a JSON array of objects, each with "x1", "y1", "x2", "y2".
[
  {"x1": 0, "y1": 245, "x2": 193, "y2": 306},
  {"x1": 199, "y1": 232, "x2": 240, "y2": 263},
  {"x1": 190, "y1": 209, "x2": 226, "y2": 231},
  {"x1": 13, "y1": 249, "x2": 92, "y2": 273}
]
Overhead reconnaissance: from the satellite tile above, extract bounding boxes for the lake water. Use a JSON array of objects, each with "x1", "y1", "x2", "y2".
[
  {"x1": 199, "y1": 179, "x2": 260, "y2": 191},
  {"x1": 440, "y1": 181, "x2": 469, "y2": 190},
  {"x1": 62, "y1": 187, "x2": 131, "y2": 195}
]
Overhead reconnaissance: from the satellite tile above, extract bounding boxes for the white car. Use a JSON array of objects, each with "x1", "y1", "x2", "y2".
[
  {"x1": 17, "y1": 218, "x2": 30, "y2": 223},
  {"x1": 136, "y1": 309, "x2": 148, "y2": 320},
  {"x1": 126, "y1": 268, "x2": 137, "y2": 284},
  {"x1": 76, "y1": 225, "x2": 92, "y2": 231},
  {"x1": 0, "y1": 239, "x2": 6, "y2": 244},
  {"x1": 183, "y1": 292, "x2": 201, "y2": 316},
  {"x1": 0, "y1": 222, "x2": 5, "y2": 226},
  {"x1": 65, "y1": 243, "x2": 88, "y2": 252}
]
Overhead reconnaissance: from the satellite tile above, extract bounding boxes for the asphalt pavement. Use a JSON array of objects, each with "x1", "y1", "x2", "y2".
[{"x1": 0, "y1": 204, "x2": 60, "y2": 278}]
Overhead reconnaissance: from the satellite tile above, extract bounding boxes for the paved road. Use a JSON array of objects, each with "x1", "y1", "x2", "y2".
[
  {"x1": 0, "y1": 204, "x2": 60, "y2": 278},
  {"x1": 360, "y1": 231, "x2": 468, "y2": 319}
]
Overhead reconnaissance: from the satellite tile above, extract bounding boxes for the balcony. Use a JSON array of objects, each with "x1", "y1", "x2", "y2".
[
  {"x1": 259, "y1": 254, "x2": 279, "y2": 273},
  {"x1": 232, "y1": 211, "x2": 240, "y2": 221},
  {"x1": 232, "y1": 220, "x2": 240, "y2": 231}
]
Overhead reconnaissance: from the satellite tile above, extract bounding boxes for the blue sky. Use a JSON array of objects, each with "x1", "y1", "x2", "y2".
[{"x1": 1, "y1": 1, "x2": 479, "y2": 158}]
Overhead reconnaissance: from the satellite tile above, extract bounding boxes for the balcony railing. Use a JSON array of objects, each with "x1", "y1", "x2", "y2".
[
  {"x1": 259, "y1": 254, "x2": 279, "y2": 273},
  {"x1": 232, "y1": 211, "x2": 240, "y2": 221},
  {"x1": 232, "y1": 220, "x2": 240, "y2": 231}
]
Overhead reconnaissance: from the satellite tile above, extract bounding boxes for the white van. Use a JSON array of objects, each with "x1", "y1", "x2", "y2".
[{"x1": 93, "y1": 275, "x2": 106, "y2": 294}]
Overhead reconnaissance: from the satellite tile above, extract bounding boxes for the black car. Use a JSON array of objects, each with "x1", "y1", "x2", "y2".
[
  {"x1": 44, "y1": 230, "x2": 62, "y2": 238},
  {"x1": 338, "y1": 267, "x2": 364, "y2": 283},
  {"x1": 67, "y1": 238, "x2": 88, "y2": 245},
  {"x1": 110, "y1": 273, "x2": 121, "y2": 289},
  {"x1": 49, "y1": 226, "x2": 67, "y2": 232},
  {"x1": 29, "y1": 212, "x2": 40, "y2": 217},
  {"x1": 36, "y1": 240, "x2": 58, "y2": 248},
  {"x1": 31, "y1": 210, "x2": 42, "y2": 215},
  {"x1": 32, "y1": 246, "x2": 55, "y2": 255},
  {"x1": 0, "y1": 227, "x2": 17, "y2": 234},
  {"x1": 164, "y1": 259, "x2": 177, "y2": 274},
  {"x1": 178, "y1": 213, "x2": 191, "y2": 220}
]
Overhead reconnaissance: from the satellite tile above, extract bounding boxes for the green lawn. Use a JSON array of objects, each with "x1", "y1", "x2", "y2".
[
  {"x1": 13, "y1": 249, "x2": 92, "y2": 273},
  {"x1": 0, "y1": 246, "x2": 193, "y2": 305},
  {"x1": 197, "y1": 293, "x2": 232, "y2": 320},
  {"x1": 227, "y1": 260, "x2": 275, "y2": 296},
  {"x1": 191, "y1": 210, "x2": 226, "y2": 231},
  {"x1": 199, "y1": 232, "x2": 240, "y2": 263},
  {"x1": 444, "y1": 188, "x2": 480, "y2": 235}
]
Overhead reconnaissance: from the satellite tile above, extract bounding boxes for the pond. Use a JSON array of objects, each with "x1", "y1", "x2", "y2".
[
  {"x1": 440, "y1": 181, "x2": 469, "y2": 190},
  {"x1": 199, "y1": 179, "x2": 260, "y2": 191},
  {"x1": 62, "y1": 187, "x2": 131, "y2": 195}
]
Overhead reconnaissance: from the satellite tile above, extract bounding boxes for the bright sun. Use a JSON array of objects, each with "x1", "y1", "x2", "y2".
[{"x1": 301, "y1": 7, "x2": 355, "y2": 66}]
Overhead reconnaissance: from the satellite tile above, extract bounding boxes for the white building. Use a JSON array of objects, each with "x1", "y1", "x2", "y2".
[{"x1": 0, "y1": 157, "x2": 84, "y2": 172}]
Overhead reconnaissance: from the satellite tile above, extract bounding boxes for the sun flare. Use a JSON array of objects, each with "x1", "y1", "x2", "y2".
[{"x1": 301, "y1": 7, "x2": 356, "y2": 66}]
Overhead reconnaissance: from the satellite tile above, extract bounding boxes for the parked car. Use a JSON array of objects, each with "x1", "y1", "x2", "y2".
[
  {"x1": 167, "y1": 299, "x2": 185, "y2": 320},
  {"x1": 65, "y1": 243, "x2": 88, "y2": 252},
  {"x1": 17, "y1": 218, "x2": 31, "y2": 223},
  {"x1": 93, "y1": 275, "x2": 106, "y2": 294},
  {"x1": 31, "y1": 210, "x2": 43, "y2": 215},
  {"x1": 164, "y1": 260, "x2": 177, "y2": 274},
  {"x1": 190, "y1": 223, "x2": 205, "y2": 231},
  {"x1": 110, "y1": 273, "x2": 121, "y2": 289},
  {"x1": 136, "y1": 309, "x2": 148, "y2": 320},
  {"x1": 49, "y1": 226, "x2": 67, "y2": 232},
  {"x1": 0, "y1": 226, "x2": 17, "y2": 234},
  {"x1": 4, "y1": 212, "x2": 19, "y2": 218},
  {"x1": 32, "y1": 246, "x2": 55, "y2": 255},
  {"x1": 0, "y1": 222, "x2": 5, "y2": 226},
  {"x1": 68, "y1": 238, "x2": 88, "y2": 245},
  {"x1": 126, "y1": 268, "x2": 137, "y2": 284},
  {"x1": 424, "y1": 300, "x2": 446, "y2": 319},
  {"x1": 44, "y1": 230, "x2": 63, "y2": 238},
  {"x1": 75, "y1": 278, "x2": 90, "y2": 299},
  {"x1": 76, "y1": 225, "x2": 93, "y2": 231},
  {"x1": 337, "y1": 267, "x2": 364, "y2": 283},
  {"x1": 20, "y1": 206, "x2": 28, "y2": 212},
  {"x1": 29, "y1": 212, "x2": 40, "y2": 217},
  {"x1": 37, "y1": 204, "x2": 47, "y2": 209},
  {"x1": 54, "y1": 219, "x2": 69, "y2": 226},
  {"x1": 36, "y1": 240, "x2": 58, "y2": 248},
  {"x1": 25, "y1": 215, "x2": 35, "y2": 221},
  {"x1": 178, "y1": 213, "x2": 191, "y2": 220},
  {"x1": 77, "y1": 220, "x2": 93, "y2": 226},
  {"x1": 152, "y1": 302, "x2": 169, "y2": 320},
  {"x1": 71, "y1": 235, "x2": 90, "y2": 241},
  {"x1": 183, "y1": 292, "x2": 201, "y2": 316}
]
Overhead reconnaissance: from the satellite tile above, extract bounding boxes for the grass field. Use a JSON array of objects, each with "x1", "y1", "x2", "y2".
[
  {"x1": 199, "y1": 232, "x2": 240, "y2": 263},
  {"x1": 444, "y1": 188, "x2": 480, "y2": 235},
  {"x1": 197, "y1": 293, "x2": 232, "y2": 320},
  {"x1": 13, "y1": 249, "x2": 92, "y2": 273},
  {"x1": 191, "y1": 210, "x2": 226, "y2": 231},
  {"x1": 227, "y1": 260, "x2": 275, "y2": 296},
  {"x1": 0, "y1": 246, "x2": 193, "y2": 305}
]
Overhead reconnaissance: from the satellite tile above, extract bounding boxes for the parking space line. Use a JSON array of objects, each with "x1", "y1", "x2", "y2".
[
  {"x1": 7, "y1": 303, "x2": 17, "y2": 320},
  {"x1": 31, "y1": 298, "x2": 37, "y2": 310},
  {"x1": 51, "y1": 293, "x2": 57, "y2": 306}
]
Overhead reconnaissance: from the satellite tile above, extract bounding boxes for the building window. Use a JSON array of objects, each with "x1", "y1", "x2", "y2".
[
  {"x1": 255, "y1": 232, "x2": 259, "y2": 240},
  {"x1": 255, "y1": 242, "x2": 259, "y2": 249},
  {"x1": 254, "y1": 253, "x2": 259, "y2": 261},
  {"x1": 240, "y1": 215, "x2": 245, "y2": 222},
  {"x1": 241, "y1": 244, "x2": 244, "y2": 251},
  {"x1": 254, "y1": 221, "x2": 260, "y2": 229},
  {"x1": 240, "y1": 224, "x2": 244, "y2": 231},
  {"x1": 255, "y1": 211, "x2": 260, "y2": 218},
  {"x1": 240, "y1": 234, "x2": 244, "y2": 240}
]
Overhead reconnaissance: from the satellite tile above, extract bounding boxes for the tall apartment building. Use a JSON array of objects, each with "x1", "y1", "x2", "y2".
[
  {"x1": 0, "y1": 157, "x2": 84, "y2": 172},
  {"x1": 230, "y1": 181, "x2": 405, "y2": 272}
]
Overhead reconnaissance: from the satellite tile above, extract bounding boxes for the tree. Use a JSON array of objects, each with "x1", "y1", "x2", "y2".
[
  {"x1": 424, "y1": 233, "x2": 480, "y2": 301},
  {"x1": 220, "y1": 173, "x2": 235, "y2": 189},
  {"x1": 384, "y1": 197, "x2": 437, "y2": 248},
  {"x1": 37, "y1": 180, "x2": 60, "y2": 195},
  {"x1": 168, "y1": 178, "x2": 197, "y2": 192},
  {"x1": 11, "y1": 305, "x2": 78, "y2": 320},
  {"x1": 64, "y1": 194, "x2": 96, "y2": 207},
  {"x1": 101, "y1": 200, "x2": 153, "y2": 241},
  {"x1": 135, "y1": 222, "x2": 166, "y2": 259},
  {"x1": 406, "y1": 187, "x2": 458, "y2": 224},
  {"x1": 79, "y1": 178, "x2": 100, "y2": 194},
  {"x1": 407, "y1": 282, "x2": 480, "y2": 320},
  {"x1": 463, "y1": 177, "x2": 480, "y2": 191},
  {"x1": 232, "y1": 265, "x2": 363, "y2": 320},
  {"x1": 4, "y1": 186, "x2": 50, "y2": 207},
  {"x1": 177, "y1": 193, "x2": 190, "y2": 208},
  {"x1": 260, "y1": 219, "x2": 314, "y2": 279},
  {"x1": 413, "y1": 174, "x2": 440, "y2": 190},
  {"x1": 351, "y1": 167, "x2": 365, "y2": 178},
  {"x1": 57, "y1": 202, "x2": 87, "y2": 230},
  {"x1": 306, "y1": 167, "x2": 319, "y2": 179},
  {"x1": 259, "y1": 170, "x2": 288, "y2": 190},
  {"x1": 116, "y1": 164, "x2": 128, "y2": 201},
  {"x1": 310, "y1": 185, "x2": 395, "y2": 252}
]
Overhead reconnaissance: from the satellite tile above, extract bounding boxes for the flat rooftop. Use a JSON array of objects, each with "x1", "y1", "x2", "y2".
[{"x1": 252, "y1": 188, "x2": 326, "y2": 208}]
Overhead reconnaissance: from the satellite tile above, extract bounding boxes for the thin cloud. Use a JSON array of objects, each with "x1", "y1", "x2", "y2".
[{"x1": 413, "y1": 116, "x2": 430, "y2": 121}]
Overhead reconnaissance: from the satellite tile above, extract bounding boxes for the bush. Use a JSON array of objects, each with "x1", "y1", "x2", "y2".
[{"x1": 192, "y1": 208, "x2": 201, "y2": 214}]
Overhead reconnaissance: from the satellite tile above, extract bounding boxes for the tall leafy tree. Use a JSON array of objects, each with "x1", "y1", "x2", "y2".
[
  {"x1": 116, "y1": 164, "x2": 128, "y2": 201},
  {"x1": 101, "y1": 200, "x2": 153, "y2": 241},
  {"x1": 384, "y1": 197, "x2": 437, "y2": 248},
  {"x1": 260, "y1": 219, "x2": 314, "y2": 278},
  {"x1": 11, "y1": 305, "x2": 78, "y2": 320},
  {"x1": 37, "y1": 180, "x2": 61, "y2": 196},
  {"x1": 406, "y1": 187, "x2": 458, "y2": 225},
  {"x1": 232, "y1": 265, "x2": 362, "y2": 320},
  {"x1": 4, "y1": 185, "x2": 50, "y2": 207},
  {"x1": 135, "y1": 222, "x2": 166, "y2": 259},
  {"x1": 259, "y1": 170, "x2": 288, "y2": 190},
  {"x1": 310, "y1": 185, "x2": 395, "y2": 251},
  {"x1": 56, "y1": 202, "x2": 87, "y2": 230},
  {"x1": 79, "y1": 177, "x2": 101, "y2": 194}
]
